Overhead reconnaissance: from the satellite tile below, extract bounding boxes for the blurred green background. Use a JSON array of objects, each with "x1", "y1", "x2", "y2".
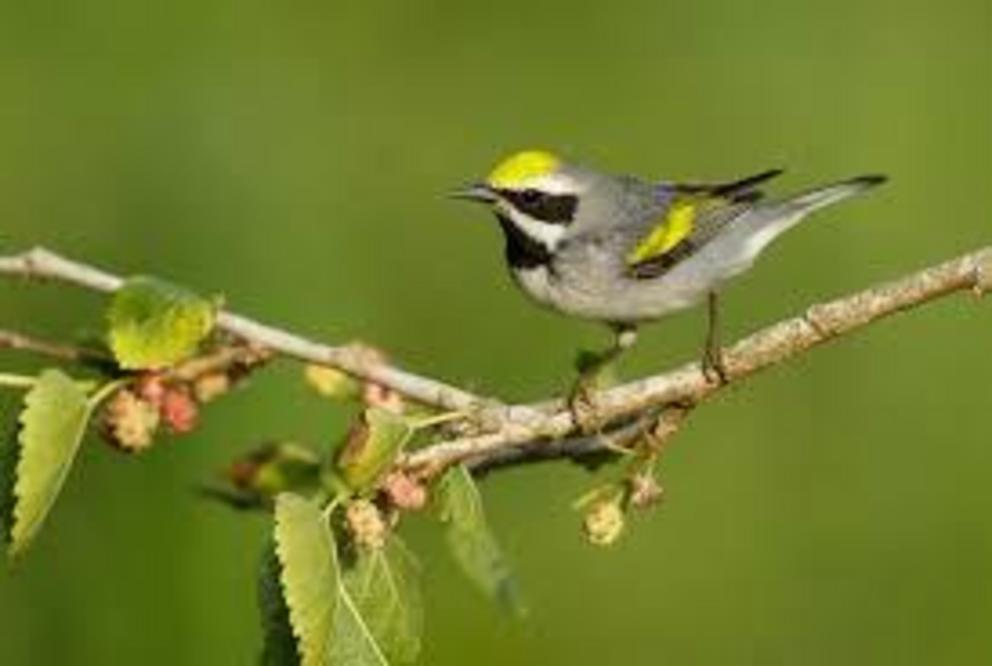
[{"x1": 1, "y1": 0, "x2": 990, "y2": 663}]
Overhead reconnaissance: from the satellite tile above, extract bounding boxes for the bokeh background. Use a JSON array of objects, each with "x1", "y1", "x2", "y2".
[{"x1": 1, "y1": 1, "x2": 990, "y2": 664}]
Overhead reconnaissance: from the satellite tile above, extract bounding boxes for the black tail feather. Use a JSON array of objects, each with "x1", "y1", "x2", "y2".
[{"x1": 674, "y1": 168, "x2": 785, "y2": 202}]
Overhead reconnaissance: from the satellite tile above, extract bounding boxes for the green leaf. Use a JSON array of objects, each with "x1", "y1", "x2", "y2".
[
  {"x1": 327, "y1": 590, "x2": 389, "y2": 665},
  {"x1": 336, "y1": 409, "x2": 412, "y2": 492},
  {"x1": 273, "y1": 494, "x2": 339, "y2": 666},
  {"x1": 273, "y1": 494, "x2": 410, "y2": 665},
  {"x1": 304, "y1": 364, "x2": 361, "y2": 402},
  {"x1": 9, "y1": 370, "x2": 96, "y2": 558},
  {"x1": 434, "y1": 465, "x2": 525, "y2": 616},
  {"x1": 259, "y1": 541, "x2": 301, "y2": 666},
  {"x1": 107, "y1": 276, "x2": 216, "y2": 370},
  {"x1": 0, "y1": 389, "x2": 22, "y2": 546},
  {"x1": 341, "y1": 538, "x2": 423, "y2": 663}
]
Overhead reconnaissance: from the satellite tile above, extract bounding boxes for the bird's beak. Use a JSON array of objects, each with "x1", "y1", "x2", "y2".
[{"x1": 448, "y1": 182, "x2": 498, "y2": 204}]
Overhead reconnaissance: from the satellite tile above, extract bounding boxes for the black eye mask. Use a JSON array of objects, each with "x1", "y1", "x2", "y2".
[{"x1": 498, "y1": 189, "x2": 578, "y2": 225}]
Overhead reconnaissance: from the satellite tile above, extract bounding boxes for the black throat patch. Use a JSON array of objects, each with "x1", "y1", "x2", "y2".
[{"x1": 496, "y1": 214, "x2": 553, "y2": 269}]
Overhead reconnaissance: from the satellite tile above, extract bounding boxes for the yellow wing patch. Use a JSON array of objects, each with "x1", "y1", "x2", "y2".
[
  {"x1": 486, "y1": 150, "x2": 561, "y2": 188},
  {"x1": 627, "y1": 199, "x2": 697, "y2": 265}
]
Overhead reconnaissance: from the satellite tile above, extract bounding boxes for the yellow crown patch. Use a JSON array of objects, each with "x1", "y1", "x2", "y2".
[{"x1": 486, "y1": 150, "x2": 561, "y2": 188}]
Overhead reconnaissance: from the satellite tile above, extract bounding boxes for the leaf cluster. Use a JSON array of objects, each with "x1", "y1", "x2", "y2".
[{"x1": 0, "y1": 274, "x2": 524, "y2": 665}]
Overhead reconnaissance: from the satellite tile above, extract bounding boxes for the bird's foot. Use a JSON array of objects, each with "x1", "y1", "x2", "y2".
[
  {"x1": 700, "y1": 345, "x2": 729, "y2": 385},
  {"x1": 568, "y1": 374, "x2": 607, "y2": 435},
  {"x1": 574, "y1": 348, "x2": 607, "y2": 376},
  {"x1": 569, "y1": 348, "x2": 621, "y2": 434},
  {"x1": 569, "y1": 329, "x2": 632, "y2": 434}
]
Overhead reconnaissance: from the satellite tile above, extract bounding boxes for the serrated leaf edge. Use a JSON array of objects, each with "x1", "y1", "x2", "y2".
[
  {"x1": 274, "y1": 494, "x2": 406, "y2": 666},
  {"x1": 8, "y1": 373, "x2": 119, "y2": 558},
  {"x1": 274, "y1": 494, "x2": 338, "y2": 666}
]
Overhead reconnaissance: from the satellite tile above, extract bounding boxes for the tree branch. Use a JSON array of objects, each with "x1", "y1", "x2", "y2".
[
  {"x1": 0, "y1": 247, "x2": 487, "y2": 413},
  {"x1": 0, "y1": 327, "x2": 108, "y2": 363},
  {"x1": 403, "y1": 246, "x2": 992, "y2": 473},
  {"x1": 2, "y1": 245, "x2": 990, "y2": 479}
]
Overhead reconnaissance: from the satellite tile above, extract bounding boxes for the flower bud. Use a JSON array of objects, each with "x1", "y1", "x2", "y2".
[
  {"x1": 102, "y1": 389, "x2": 160, "y2": 452},
  {"x1": 628, "y1": 473, "x2": 664, "y2": 510},
  {"x1": 345, "y1": 499, "x2": 387, "y2": 550},
  {"x1": 381, "y1": 471, "x2": 428, "y2": 511},
  {"x1": 193, "y1": 372, "x2": 231, "y2": 403},
  {"x1": 160, "y1": 387, "x2": 199, "y2": 434},
  {"x1": 582, "y1": 499, "x2": 625, "y2": 547}
]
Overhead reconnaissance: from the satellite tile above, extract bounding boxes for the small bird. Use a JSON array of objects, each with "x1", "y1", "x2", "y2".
[{"x1": 452, "y1": 150, "x2": 886, "y2": 391}]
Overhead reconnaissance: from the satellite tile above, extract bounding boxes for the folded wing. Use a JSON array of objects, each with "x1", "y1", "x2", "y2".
[{"x1": 625, "y1": 169, "x2": 783, "y2": 279}]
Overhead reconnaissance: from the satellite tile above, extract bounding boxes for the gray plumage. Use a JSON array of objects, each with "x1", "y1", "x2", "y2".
[{"x1": 454, "y1": 155, "x2": 887, "y2": 329}]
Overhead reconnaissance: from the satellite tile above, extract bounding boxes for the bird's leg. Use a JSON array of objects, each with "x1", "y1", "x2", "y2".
[
  {"x1": 701, "y1": 291, "x2": 729, "y2": 384},
  {"x1": 570, "y1": 325, "x2": 638, "y2": 433}
]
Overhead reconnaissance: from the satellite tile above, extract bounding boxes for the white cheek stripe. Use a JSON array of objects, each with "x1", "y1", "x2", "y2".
[{"x1": 505, "y1": 208, "x2": 566, "y2": 250}]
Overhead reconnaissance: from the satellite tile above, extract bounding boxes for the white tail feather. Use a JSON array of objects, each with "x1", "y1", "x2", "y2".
[{"x1": 704, "y1": 175, "x2": 887, "y2": 278}]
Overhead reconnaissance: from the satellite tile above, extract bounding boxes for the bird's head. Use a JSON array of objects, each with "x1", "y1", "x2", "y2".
[{"x1": 451, "y1": 150, "x2": 591, "y2": 256}]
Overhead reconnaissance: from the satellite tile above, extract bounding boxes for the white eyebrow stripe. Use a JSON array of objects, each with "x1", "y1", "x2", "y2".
[{"x1": 516, "y1": 172, "x2": 584, "y2": 195}]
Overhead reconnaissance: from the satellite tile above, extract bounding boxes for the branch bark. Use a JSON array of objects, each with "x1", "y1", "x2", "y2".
[
  {"x1": 2, "y1": 245, "x2": 990, "y2": 478},
  {"x1": 404, "y1": 246, "x2": 992, "y2": 473},
  {"x1": 0, "y1": 328, "x2": 108, "y2": 363},
  {"x1": 0, "y1": 247, "x2": 487, "y2": 413}
]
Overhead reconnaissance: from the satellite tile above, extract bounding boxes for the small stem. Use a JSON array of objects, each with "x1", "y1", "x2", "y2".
[
  {"x1": 408, "y1": 410, "x2": 469, "y2": 430},
  {"x1": 0, "y1": 373, "x2": 37, "y2": 389},
  {"x1": 323, "y1": 497, "x2": 344, "y2": 518},
  {"x1": 88, "y1": 379, "x2": 127, "y2": 408},
  {"x1": 165, "y1": 344, "x2": 273, "y2": 382},
  {"x1": 0, "y1": 328, "x2": 109, "y2": 363}
]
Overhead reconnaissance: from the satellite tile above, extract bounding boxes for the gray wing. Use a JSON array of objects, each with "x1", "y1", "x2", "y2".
[
  {"x1": 621, "y1": 169, "x2": 784, "y2": 279},
  {"x1": 623, "y1": 195, "x2": 753, "y2": 280},
  {"x1": 561, "y1": 169, "x2": 781, "y2": 279}
]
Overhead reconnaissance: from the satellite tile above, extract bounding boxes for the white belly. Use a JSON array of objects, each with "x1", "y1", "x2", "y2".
[
  {"x1": 510, "y1": 252, "x2": 709, "y2": 324},
  {"x1": 508, "y1": 207, "x2": 809, "y2": 324}
]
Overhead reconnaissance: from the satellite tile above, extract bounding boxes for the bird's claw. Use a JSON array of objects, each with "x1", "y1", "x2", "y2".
[
  {"x1": 701, "y1": 346, "x2": 729, "y2": 385},
  {"x1": 568, "y1": 375, "x2": 607, "y2": 434}
]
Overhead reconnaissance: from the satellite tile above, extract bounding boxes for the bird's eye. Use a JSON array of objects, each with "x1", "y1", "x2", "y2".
[{"x1": 520, "y1": 189, "x2": 542, "y2": 204}]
